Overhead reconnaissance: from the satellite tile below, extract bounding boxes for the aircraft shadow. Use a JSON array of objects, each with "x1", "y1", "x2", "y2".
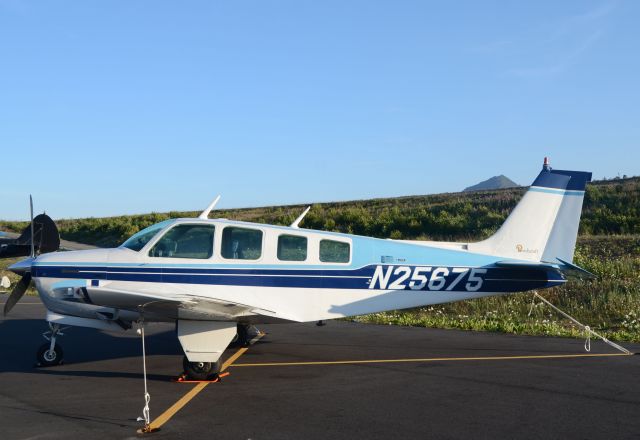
[{"x1": 0, "y1": 318, "x2": 183, "y2": 381}]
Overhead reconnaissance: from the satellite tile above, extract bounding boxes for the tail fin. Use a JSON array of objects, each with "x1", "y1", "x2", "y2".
[
  {"x1": 469, "y1": 158, "x2": 591, "y2": 263},
  {"x1": 16, "y1": 214, "x2": 60, "y2": 254}
]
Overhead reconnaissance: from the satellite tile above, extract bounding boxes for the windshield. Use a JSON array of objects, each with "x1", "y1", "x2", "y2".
[{"x1": 120, "y1": 220, "x2": 174, "y2": 252}]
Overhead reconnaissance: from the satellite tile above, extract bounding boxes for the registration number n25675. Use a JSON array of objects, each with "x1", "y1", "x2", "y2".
[{"x1": 368, "y1": 265, "x2": 487, "y2": 292}]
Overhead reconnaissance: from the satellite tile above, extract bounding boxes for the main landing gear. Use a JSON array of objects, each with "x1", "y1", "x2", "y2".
[
  {"x1": 37, "y1": 323, "x2": 64, "y2": 367},
  {"x1": 181, "y1": 323, "x2": 257, "y2": 380},
  {"x1": 229, "y1": 323, "x2": 250, "y2": 347},
  {"x1": 182, "y1": 357, "x2": 221, "y2": 381}
]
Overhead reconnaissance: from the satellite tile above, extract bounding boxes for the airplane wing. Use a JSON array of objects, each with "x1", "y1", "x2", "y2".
[{"x1": 82, "y1": 285, "x2": 278, "y2": 321}]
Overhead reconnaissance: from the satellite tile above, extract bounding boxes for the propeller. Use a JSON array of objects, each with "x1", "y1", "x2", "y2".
[
  {"x1": 3, "y1": 272, "x2": 32, "y2": 316},
  {"x1": 3, "y1": 196, "x2": 36, "y2": 316}
]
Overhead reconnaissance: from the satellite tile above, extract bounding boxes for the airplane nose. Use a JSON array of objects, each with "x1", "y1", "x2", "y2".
[{"x1": 9, "y1": 257, "x2": 35, "y2": 276}]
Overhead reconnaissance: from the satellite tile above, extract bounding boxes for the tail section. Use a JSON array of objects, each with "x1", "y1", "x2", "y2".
[
  {"x1": 1, "y1": 214, "x2": 60, "y2": 259},
  {"x1": 469, "y1": 158, "x2": 591, "y2": 263}
]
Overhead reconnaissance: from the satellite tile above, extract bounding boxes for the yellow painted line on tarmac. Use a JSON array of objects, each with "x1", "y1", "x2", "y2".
[
  {"x1": 231, "y1": 352, "x2": 633, "y2": 368},
  {"x1": 144, "y1": 333, "x2": 264, "y2": 433},
  {"x1": 145, "y1": 381, "x2": 209, "y2": 432}
]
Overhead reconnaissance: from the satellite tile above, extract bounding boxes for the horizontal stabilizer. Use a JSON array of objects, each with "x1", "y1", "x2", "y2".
[
  {"x1": 495, "y1": 259, "x2": 595, "y2": 280},
  {"x1": 555, "y1": 258, "x2": 596, "y2": 279}
]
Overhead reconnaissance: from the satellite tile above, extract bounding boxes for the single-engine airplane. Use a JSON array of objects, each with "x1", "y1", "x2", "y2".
[{"x1": 4, "y1": 159, "x2": 593, "y2": 379}]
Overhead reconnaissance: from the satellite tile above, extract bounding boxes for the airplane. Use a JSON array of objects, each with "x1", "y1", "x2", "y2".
[
  {"x1": 0, "y1": 197, "x2": 60, "y2": 259},
  {"x1": 3, "y1": 158, "x2": 593, "y2": 380}
]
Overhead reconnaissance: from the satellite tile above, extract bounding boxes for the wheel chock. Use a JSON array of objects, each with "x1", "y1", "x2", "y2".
[{"x1": 172, "y1": 371, "x2": 230, "y2": 383}]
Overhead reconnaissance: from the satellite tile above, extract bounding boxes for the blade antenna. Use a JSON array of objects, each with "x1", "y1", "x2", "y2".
[
  {"x1": 29, "y1": 195, "x2": 35, "y2": 258},
  {"x1": 290, "y1": 206, "x2": 311, "y2": 229},
  {"x1": 198, "y1": 195, "x2": 221, "y2": 219}
]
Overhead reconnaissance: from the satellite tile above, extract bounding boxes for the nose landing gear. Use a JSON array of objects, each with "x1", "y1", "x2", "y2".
[{"x1": 36, "y1": 323, "x2": 64, "y2": 367}]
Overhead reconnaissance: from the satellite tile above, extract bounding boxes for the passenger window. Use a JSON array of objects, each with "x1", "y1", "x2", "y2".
[
  {"x1": 319, "y1": 239, "x2": 350, "y2": 263},
  {"x1": 149, "y1": 224, "x2": 215, "y2": 259},
  {"x1": 221, "y1": 227, "x2": 263, "y2": 260},
  {"x1": 277, "y1": 235, "x2": 307, "y2": 261}
]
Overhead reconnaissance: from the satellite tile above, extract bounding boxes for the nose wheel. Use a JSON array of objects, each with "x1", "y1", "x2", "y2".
[
  {"x1": 182, "y1": 356, "x2": 221, "y2": 381},
  {"x1": 37, "y1": 342, "x2": 64, "y2": 366},
  {"x1": 36, "y1": 323, "x2": 65, "y2": 367}
]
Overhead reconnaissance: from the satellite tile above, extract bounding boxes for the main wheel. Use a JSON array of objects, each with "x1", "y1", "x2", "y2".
[
  {"x1": 37, "y1": 342, "x2": 64, "y2": 367},
  {"x1": 182, "y1": 356, "x2": 221, "y2": 381}
]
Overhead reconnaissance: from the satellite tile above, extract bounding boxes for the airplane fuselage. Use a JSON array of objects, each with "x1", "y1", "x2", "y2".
[{"x1": 31, "y1": 218, "x2": 565, "y2": 326}]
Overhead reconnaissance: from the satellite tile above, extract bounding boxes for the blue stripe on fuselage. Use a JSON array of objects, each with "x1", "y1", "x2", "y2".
[{"x1": 32, "y1": 264, "x2": 564, "y2": 293}]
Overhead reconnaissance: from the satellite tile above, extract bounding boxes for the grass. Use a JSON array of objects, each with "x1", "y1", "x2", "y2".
[
  {"x1": 0, "y1": 257, "x2": 38, "y2": 296},
  {"x1": 355, "y1": 236, "x2": 640, "y2": 343}
]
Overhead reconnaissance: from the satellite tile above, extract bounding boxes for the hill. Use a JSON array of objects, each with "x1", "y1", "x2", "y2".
[
  {"x1": 2, "y1": 176, "x2": 638, "y2": 248},
  {"x1": 463, "y1": 175, "x2": 519, "y2": 192}
]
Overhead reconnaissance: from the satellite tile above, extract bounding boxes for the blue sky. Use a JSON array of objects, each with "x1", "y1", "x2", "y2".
[{"x1": 1, "y1": 0, "x2": 638, "y2": 220}]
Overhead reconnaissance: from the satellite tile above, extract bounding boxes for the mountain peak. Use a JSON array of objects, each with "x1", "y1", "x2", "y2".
[{"x1": 463, "y1": 175, "x2": 519, "y2": 192}]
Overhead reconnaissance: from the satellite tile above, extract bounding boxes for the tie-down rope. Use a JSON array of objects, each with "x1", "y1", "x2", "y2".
[
  {"x1": 528, "y1": 291, "x2": 631, "y2": 355},
  {"x1": 137, "y1": 322, "x2": 152, "y2": 431}
]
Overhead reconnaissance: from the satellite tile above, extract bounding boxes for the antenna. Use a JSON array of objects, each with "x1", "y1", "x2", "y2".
[
  {"x1": 198, "y1": 195, "x2": 221, "y2": 219},
  {"x1": 290, "y1": 206, "x2": 311, "y2": 228},
  {"x1": 29, "y1": 195, "x2": 35, "y2": 258}
]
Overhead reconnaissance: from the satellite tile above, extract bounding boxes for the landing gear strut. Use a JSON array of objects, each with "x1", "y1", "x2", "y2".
[
  {"x1": 182, "y1": 356, "x2": 221, "y2": 381},
  {"x1": 37, "y1": 323, "x2": 64, "y2": 367},
  {"x1": 230, "y1": 323, "x2": 250, "y2": 347}
]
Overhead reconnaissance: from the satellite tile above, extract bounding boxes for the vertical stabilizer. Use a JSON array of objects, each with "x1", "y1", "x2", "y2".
[{"x1": 468, "y1": 158, "x2": 591, "y2": 263}]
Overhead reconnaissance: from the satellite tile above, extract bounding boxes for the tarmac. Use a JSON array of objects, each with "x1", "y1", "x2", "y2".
[{"x1": 1, "y1": 295, "x2": 639, "y2": 439}]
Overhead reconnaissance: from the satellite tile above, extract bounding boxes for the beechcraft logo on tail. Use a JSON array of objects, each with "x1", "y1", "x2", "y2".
[
  {"x1": 368, "y1": 265, "x2": 487, "y2": 292},
  {"x1": 516, "y1": 244, "x2": 538, "y2": 254}
]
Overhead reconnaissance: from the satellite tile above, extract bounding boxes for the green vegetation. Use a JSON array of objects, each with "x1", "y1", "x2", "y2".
[
  {"x1": 0, "y1": 257, "x2": 37, "y2": 296},
  {"x1": 356, "y1": 235, "x2": 640, "y2": 343},
  {"x1": 1, "y1": 176, "x2": 639, "y2": 246},
  {"x1": 1, "y1": 176, "x2": 638, "y2": 342}
]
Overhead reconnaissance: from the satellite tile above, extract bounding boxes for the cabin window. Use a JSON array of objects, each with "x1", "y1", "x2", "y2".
[
  {"x1": 121, "y1": 220, "x2": 173, "y2": 252},
  {"x1": 277, "y1": 234, "x2": 308, "y2": 261},
  {"x1": 221, "y1": 226, "x2": 263, "y2": 260},
  {"x1": 319, "y1": 239, "x2": 350, "y2": 263},
  {"x1": 149, "y1": 224, "x2": 215, "y2": 259}
]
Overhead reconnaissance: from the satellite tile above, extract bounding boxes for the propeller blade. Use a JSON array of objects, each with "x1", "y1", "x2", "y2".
[{"x1": 3, "y1": 273, "x2": 32, "y2": 316}]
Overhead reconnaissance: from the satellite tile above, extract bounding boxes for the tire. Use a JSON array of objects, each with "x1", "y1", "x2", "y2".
[
  {"x1": 182, "y1": 356, "x2": 221, "y2": 381},
  {"x1": 37, "y1": 342, "x2": 64, "y2": 367}
]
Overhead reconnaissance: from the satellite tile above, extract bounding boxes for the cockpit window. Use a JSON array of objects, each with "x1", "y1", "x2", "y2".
[
  {"x1": 120, "y1": 220, "x2": 173, "y2": 252},
  {"x1": 149, "y1": 224, "x2": 215, "y2": 259}
]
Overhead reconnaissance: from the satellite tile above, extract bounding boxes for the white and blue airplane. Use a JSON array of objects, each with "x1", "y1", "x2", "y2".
[{"x1": 4, "y1": 158, "x2": 593, "y2": 379}]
